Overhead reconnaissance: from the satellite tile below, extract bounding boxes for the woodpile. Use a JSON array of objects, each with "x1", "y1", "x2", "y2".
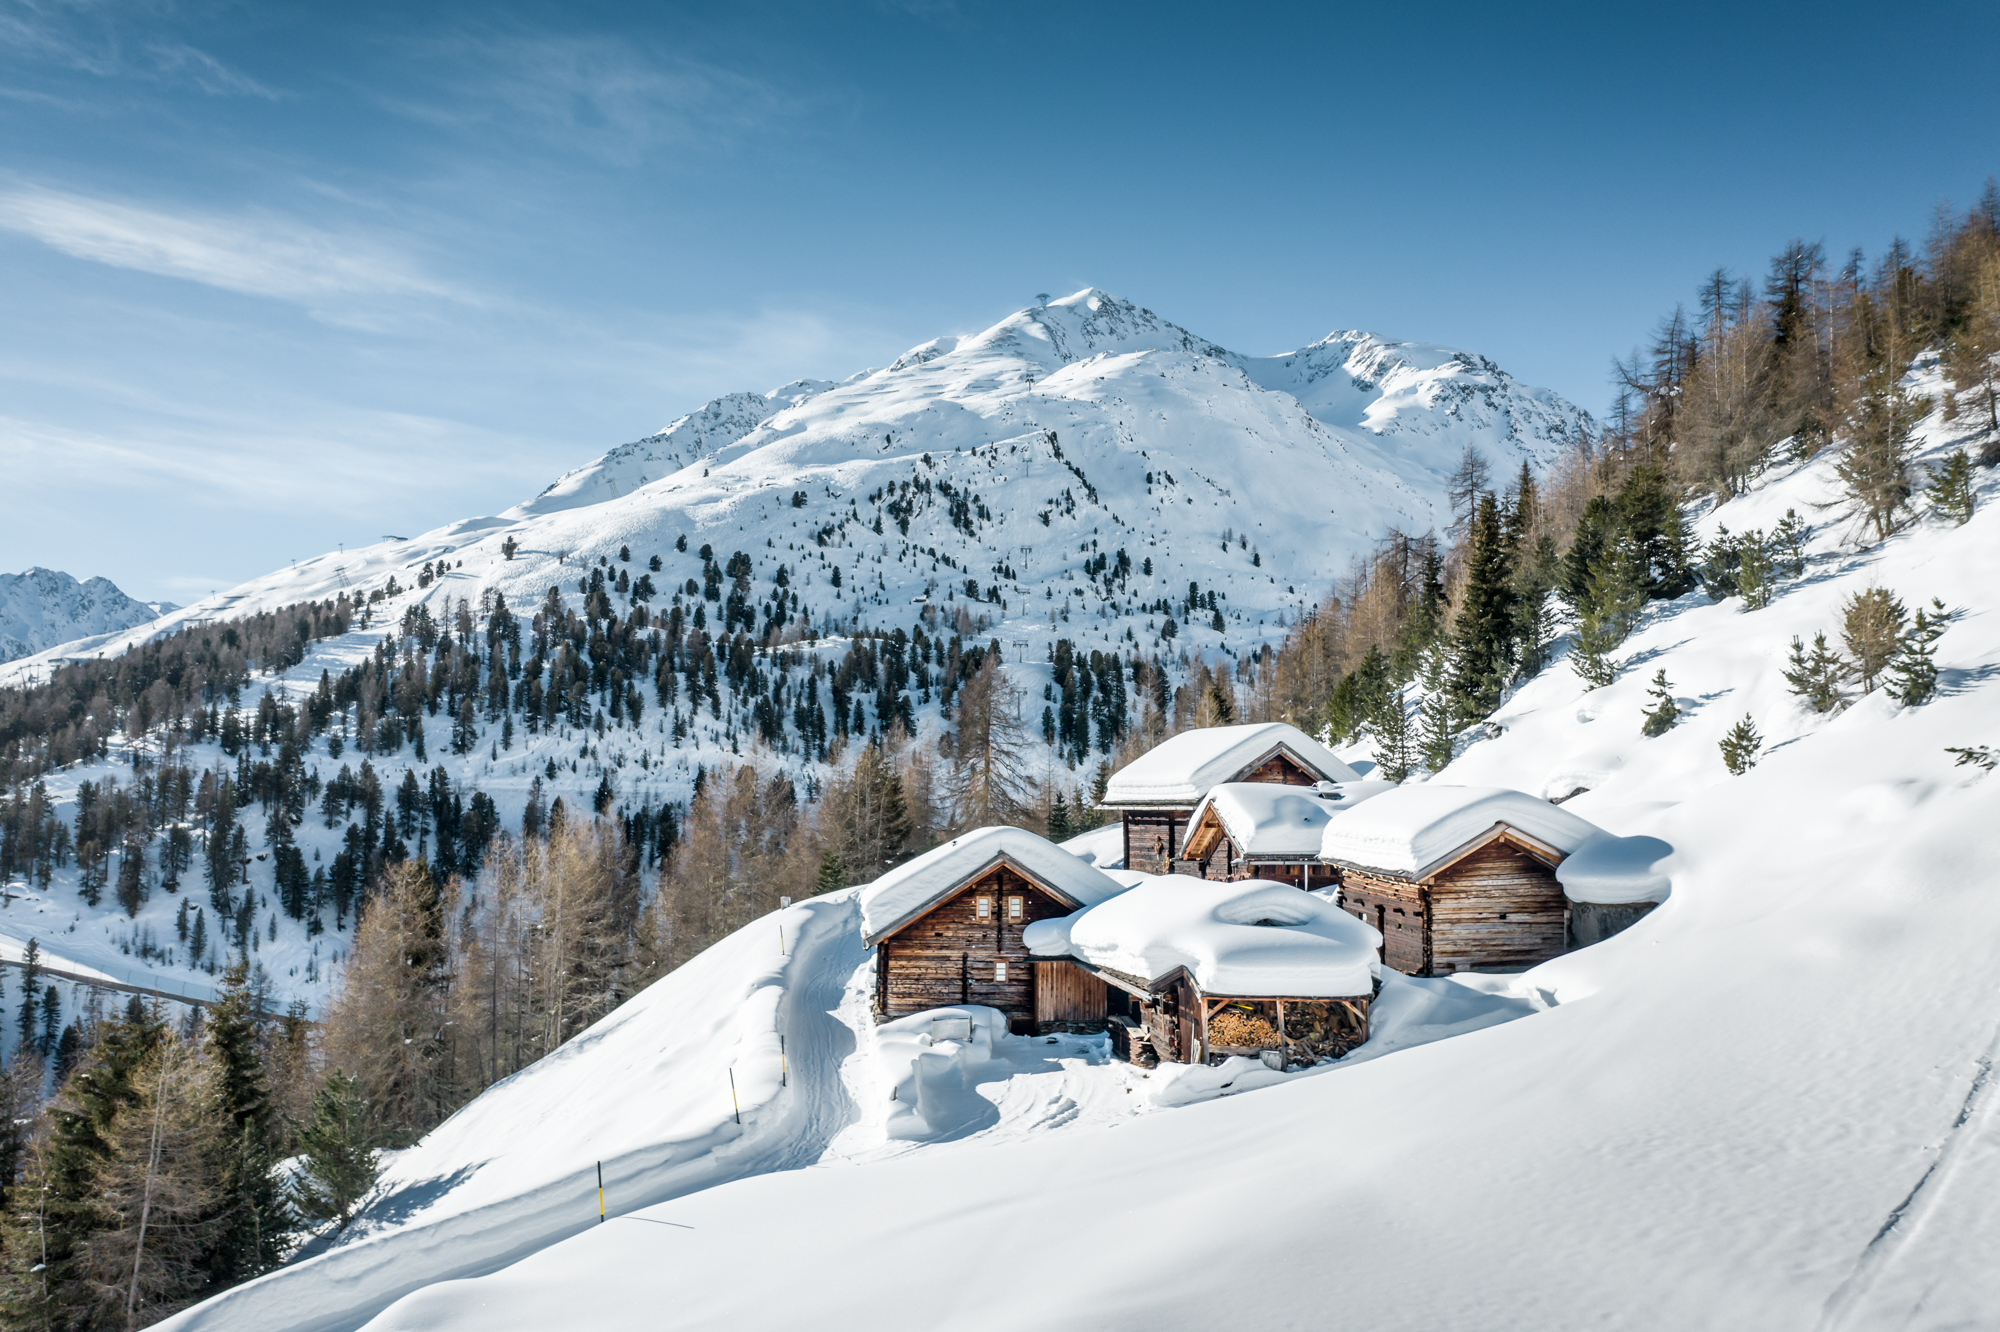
[{"x1": 1207, "y1": 1006, "x2": 1279, "y2": 1048}]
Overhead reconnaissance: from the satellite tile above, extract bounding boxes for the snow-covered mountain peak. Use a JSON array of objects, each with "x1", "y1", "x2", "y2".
[{"x1": 0, "y1": 567, "x2": 166, "y2": 664}]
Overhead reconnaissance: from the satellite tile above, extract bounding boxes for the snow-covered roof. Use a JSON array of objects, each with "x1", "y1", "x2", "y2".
[
  {"x1": 858, "y1": 826, "x2": 1129, "y2": 943},
  {"x1": 1099, "y1": 723, "x2": 1361, "y2": 808},
  {"x1": 1318, "y1": 785, "x2": 1602, "y2": 880},
  {"x1": 1058, "y1": 823, "x2": 1124, "y2": 870},
  {"x1": 1053, "y1": 876, "x2": 1379, "y2": 997},
  {"x1": 1188, "y1": 780, "x2": 1396, "y2": 859},
  {"x1": 1557, "y1": 833, "x2": 1674, "y2": 905}
]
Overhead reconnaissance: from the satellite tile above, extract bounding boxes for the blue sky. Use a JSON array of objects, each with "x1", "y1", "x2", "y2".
[{"x1": 3, "y1": 0, "x2": 1997, "y2": 602}]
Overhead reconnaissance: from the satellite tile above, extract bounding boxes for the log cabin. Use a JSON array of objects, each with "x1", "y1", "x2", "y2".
[
  {"x1": 859, "y1": 826, "x2": 1129, "y2": 1035},
  {"x1": 1098, "y1": 722, "x2": 1361, "y2": 877},
  {"x1": 1024, "y1": 875, "x2": 1380, "y2": 1067},
  {"x1": 1177, "y1": 779, "x2": 1394, "y2": 888},
  {"x1": 1318, "y1": 786, "x2": 1602, "y2": 976}
]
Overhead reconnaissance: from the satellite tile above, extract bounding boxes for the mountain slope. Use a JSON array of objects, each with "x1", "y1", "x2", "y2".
[{"x1": 0, "y1": 566, "x2": 169, "y2": 663}]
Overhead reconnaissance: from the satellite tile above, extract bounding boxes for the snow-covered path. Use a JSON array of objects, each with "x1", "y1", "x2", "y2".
[{"x1": 158, "y1": 892, "x2": 868, "y2": 1332}]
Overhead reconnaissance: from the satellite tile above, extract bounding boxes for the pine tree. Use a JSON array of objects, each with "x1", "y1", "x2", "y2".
[
  {"x1": 1719, "y1": 714, "x2": 1763, "y2": 775},
  {"x1": 1447, "y1": 492, "x2": 1517, "y2": 720},
  {"x1": 1926, "y1": 448, "x2": 1977, "y2": 525},
  {"x1": 814, "y1": 851, "x2": 847, "y2": 896},
  {"x1": 1885, "y1": 599, "x2": 1955, "y2": 706},
  {"x1": 1045, "y1": 790, "x2": 1071, "y2": 843},
  {"x1": 1771, "y1": 509, "x2": 1809, "y2": 576},
  {"x1": 1735, "y1": 531, "x2": 1775, "y2": 610},
  {"x1": 1418, "y1": 645, "x2": 1455, "y2": 773},
  {"x1": 1369, "y1": 686, "x2": 1416, "y2": 784},
  {"x1": 201, "y1": 957, "x2": 291, "y2": 1284},
  {"x1": 1640, "y1": 669, "x2": 1680, "y2": 737},
  {"x1": 288, "y1": 1069, "x2": 377, "y2": 1233},
  {"x1": 15, "y1": 938, "x2": 39, "y2": 1054},
  {"x1": 1570, "y1": 538, "x2": 1644, "y2": 690},
  {"x1": 1783, "y1": 634, "x2": 1845, "y2": 714},
  {"x1": 1842, "y1": 587, "x2": 1907, "y2": 692}
]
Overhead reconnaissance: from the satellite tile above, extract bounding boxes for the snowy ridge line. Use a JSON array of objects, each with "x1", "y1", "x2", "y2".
[{"x1": 153, "y1": 893, "x2": 866, "y2": 1332}]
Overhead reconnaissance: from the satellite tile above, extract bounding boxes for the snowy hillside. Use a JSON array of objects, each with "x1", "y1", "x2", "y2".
[
  {"x1": 146, "y1": 361, "x2": 2000, "y2": 1330},
  {"x1": 0, "y1": 566, "x2": 170, "y2": 663}
]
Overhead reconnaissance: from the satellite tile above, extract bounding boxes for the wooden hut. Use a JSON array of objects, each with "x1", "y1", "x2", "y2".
[
  {"x1": 1556, "y1": 832, "x2": 1671, "y2": 949},
  {"x1": 1027, "y1": 876, "x2": 1380, "y2": 1067},
  {"x1": 859, "y1": 826, "x2": 1128, "y2": 1035},
  {"x1": 1318, "y1": 786, "x2": 1602, "y2": 976},
  {"x1": 1098, "y1": 723, "x2": 1361, "y2": 876},
  {"x1": 1177, "y1": 780, "x2": 1393, "y2": 888}
]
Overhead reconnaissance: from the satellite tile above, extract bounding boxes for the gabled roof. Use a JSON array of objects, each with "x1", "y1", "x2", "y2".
[
  {"x1": 1046, "y1": 875, "x2": 1379, "y2": 997},
  {"x1": 1318, "y1": 784, "x2": 1602, "y2": 881},
  {"x1": 1099, "y1": 722, "x2": 1361, "y2": 809},
  {"x1": 858, "y1": 826, "x2": 1128, "y2": 945},
  {"x1": 1184, "y1": 780, "x2": 1396, "y2": 860}
]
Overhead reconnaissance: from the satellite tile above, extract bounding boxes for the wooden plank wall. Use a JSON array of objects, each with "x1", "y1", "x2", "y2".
[
  {"x1": 1123, "y1": 811, "x2": 1186, "y2": 875},
  {"x1": 876, "y1": 866, "x2": 1074, "y2": 1027},
  {"x1": 1338, "y1": 872, "x2": 1430, "y2": 975},
  {"x1": 1034, "y1": 961, "x2": 1108, "y2": 1024},
  {"x1": 1429, "y1": 841, "x2": 1567, "y2": 973}
]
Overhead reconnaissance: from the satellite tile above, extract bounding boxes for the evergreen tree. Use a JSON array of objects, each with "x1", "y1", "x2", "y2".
[
  {"x1": 1570, "y1": 538, "x2": 1645, "y2": 690},
  {"x1": 288, "y1": 1070, "x2": 377, "y2": 1233},
  {"x1": 1640, "y1": 670, "x2": 1680, "y2": 737},
  {"x1": 1735, "y1": 531, "x2": 1775, "y2": 610},
  {"x1": 1783, "y1": 634, "x2": 1845, "y2": 714},
  {"x1": 15, "y1": 938, "x2": 39, "y2": 1054},
  {"x1": 1841, "y1": 587, "x2": 1907, "y2": 692},
  {"x1": 201, "y1": 957, "x2": 291, "y2": 1284},
  {"x1": 1771, "y1": 509, "x2": 1809, "y2": 577},
  {"x1": 1719, "y1": 715, "x2": 1763, "y2": 775},
  {"x1": 1885, "y1": 599, "x2": 1955, "y2": 706},
  {"x1": 814, "y1": 851, "x2": 847, "y2": 897},
  {"x1": 1418, "y1": 645, "x2": 1455, "y2": 773},
  {"x1": 1045, "y1": 790, "x2": 1071, "y2": 843},
  {"x1": 1926, "y1": 448, "x2": 1977, "y2": 525},
  {"x1": 1369, "y1": 686, "x2": 1416, "y2": 784},
  {"x1": 1447, "y1": 492, "x2": 1517, "y2": 721}
]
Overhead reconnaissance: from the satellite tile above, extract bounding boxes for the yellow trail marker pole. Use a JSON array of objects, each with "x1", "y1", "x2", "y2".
[
  {"x1": 729, "y1": 1068, "x2": 741, "y2": 1124},
  {"x1": 778, "y1": 923, "x2": 786, "y2": 955},
  {"x1": 781, "y1": 1035, "x2": 787, "y2": 1088},
  {"x1": 596, "y1": 1161, "x2": 604, "y2": 1224}
]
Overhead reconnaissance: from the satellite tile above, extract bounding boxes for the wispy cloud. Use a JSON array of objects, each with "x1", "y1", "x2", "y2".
[
  {"x1": 0, "y1": 2, "x2": 278, "y2": 96},
  {"x1": 380, "y1": 29, "x2": 792, "y2": 164},
  {"x1": 0, "y1": 183, "x2": 475, "y2": 313}
]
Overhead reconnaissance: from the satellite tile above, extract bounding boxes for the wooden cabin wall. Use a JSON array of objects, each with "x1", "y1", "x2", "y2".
[
  {"x1": 1123, "y1": 810, "x2": 1186, "y2": 875},
  {"x1": 876, "y1": 867, "x2": 1075, "y2": 1030},
  {"x1": 1034, "y1": 961, "x2": 1108, "y2": 1028},
  {"x1": 1338, "y1": 871, "x2": 1430, "y2": 974},
  {"x1": 1428, "y1": 842, "x2": 1567, "y2": 974}
]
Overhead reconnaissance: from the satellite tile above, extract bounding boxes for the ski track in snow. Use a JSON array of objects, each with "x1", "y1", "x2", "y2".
[{"x1": 1816, "y1": 1001, "x2": 2000, "y2": 1332}]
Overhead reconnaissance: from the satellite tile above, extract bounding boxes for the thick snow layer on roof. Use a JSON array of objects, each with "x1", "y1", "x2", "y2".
[
  {"x1": 1101, "y1": 722, "x2": 1361, "y2": 807},
  {"x1": 858, "y1": 826, "x2": 1127, "y2": 942},
  {"x1": 1558, "y1": 833, "x2": 1674, "y2": 904},
  {"x1": 1193, "y1": 779, "x2": 1396, "y2": 858},
  {"x1": 1059, "y1": 823, "x2": 1125, "y2": 869},
  {"x1": 1319, "y1": 784, "x2": 1602, "y2": 878},
  {"x1": 1062, "y1": 875, "x2": 1380, "y2": 996}
]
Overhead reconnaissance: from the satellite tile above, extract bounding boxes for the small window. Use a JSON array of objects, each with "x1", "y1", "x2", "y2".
[
  {"x1": 976, "y1": 897, "x2": 991, "y2": 918},
  {"x1": 995, "y1": 960, "x2": 1009, "y2": 982},
  {"x1": 1008, "y1": 896, "x2": 1023, "y2": 919}
]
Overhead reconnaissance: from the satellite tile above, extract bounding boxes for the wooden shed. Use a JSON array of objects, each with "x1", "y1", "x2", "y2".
[
  {"x1": 1097, "y1": 722, "x2": 1361, "y2": 876},
  {"x1": 1318, "y1": 785, "x2": 1602, "y2": 976},
  {"x1": 859, "y1": 826, "x2": 1127, "y2": 1035},
  {"x1": 1035, "y1": 876, "x2": 1381, "y2": 1067}
]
